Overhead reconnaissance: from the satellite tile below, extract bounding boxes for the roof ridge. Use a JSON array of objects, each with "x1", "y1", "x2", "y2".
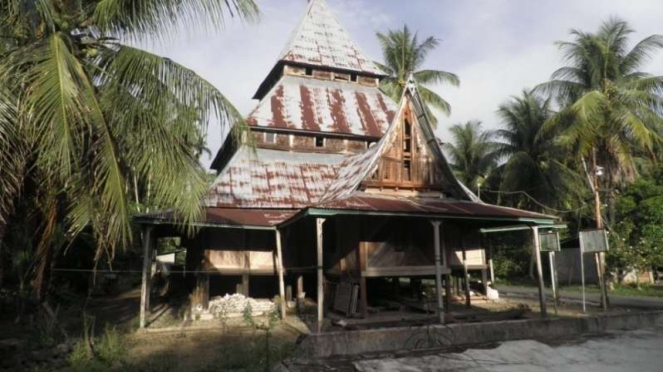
[{"x1": 276, "y1": 0, "x2": 384, "y2": 76}]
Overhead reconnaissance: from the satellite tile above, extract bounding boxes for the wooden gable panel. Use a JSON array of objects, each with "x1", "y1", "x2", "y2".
[{"x1": 362, "y1": 103, "x2": 447, "y2": 191}]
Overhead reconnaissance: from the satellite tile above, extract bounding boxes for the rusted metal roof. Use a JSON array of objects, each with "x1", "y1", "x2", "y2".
[
  {"x1": 205, "y1": 147, "x2": 346, "y2": 209},
  {"x1": 247, "y1": 75, "x2": 396, "y2": 137},
  {"x1": 135, "y1": 208, "x2": 295, "y2": 228},
  {"x1": 278, "y1": 0, "x2": 384, "y2": 76},
  {"x1": 311, "y1": 192, "x2": 556, "y2": 221}
]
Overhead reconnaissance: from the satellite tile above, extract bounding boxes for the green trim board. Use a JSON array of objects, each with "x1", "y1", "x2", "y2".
[
  {"x1": 304, "y1": 208, "x2": 557, "y2": 224},
  {"x1": 480, "y1": 224, "x2": 567, "y2": 234}
]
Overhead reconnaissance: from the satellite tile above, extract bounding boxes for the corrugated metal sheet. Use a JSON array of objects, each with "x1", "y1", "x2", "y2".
[
  {"x1": 247, "y1": 75, "x2": 396, "y2": 137},
  {"x1": 205, "y1": 147, "x2": 346, "y2": 208},
  {"x1": 278, "y1": 0, "x2": 384, "y2": 76},
  {"x1": 136, "y1": 208, "x2": 296, "y2": 227},
  {"x1": 313, "y1": 192, "x2": 556, "y2": 221}
]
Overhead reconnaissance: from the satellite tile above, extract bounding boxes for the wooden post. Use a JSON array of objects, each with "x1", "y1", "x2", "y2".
[
  {"x1": 461, "y1": 236, "x2": 471, "y2": 308},
  {"x1": 596, "y1": 252, "x2": 609, "y2": 311},
  {"x1": 488, "y1": 237, "x2": 495, "y2": 284},
  {"x1": 481, "y1": 269, "x2": 489, "y2": 296},
  {"x1": 296, "y1": 275, "x2": 304, "y2": 299},
  {"x1": 430, "y1": 220, "x2": 444, "y2": 323},
  {"x1": 242, "y1": 274, "x2": 250, "y2": 297},
  {"x1": 316, "y1": 218, "x2": 326, "y2": 333},
  {"x1": 275, "y1": 229, "x2": 287, "y2": 320},
  {"x1": 139, "y1": 226, "x2": 154, "y2": 329},
  {"x1": 201, "y1": 274, "x2": 210, "y2": 310},
  {"x1": 532, "y1": 226, "x2": 547, "y2": 317},
  {"x1": 549, "y1": 251, "x2": 558, "y2": 315},
  {"x1": 357, "y1": 242, "x2": 368, "y2": 319}
]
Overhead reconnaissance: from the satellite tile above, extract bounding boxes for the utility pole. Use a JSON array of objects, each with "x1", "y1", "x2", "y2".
[{"x1": 591, "y1": 148, "x2": 609, "y2": 311}]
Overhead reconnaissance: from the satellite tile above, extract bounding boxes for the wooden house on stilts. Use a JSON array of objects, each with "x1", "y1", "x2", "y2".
[{"x1": 136, "y1": 0, "x2": 560, "y2": 330}]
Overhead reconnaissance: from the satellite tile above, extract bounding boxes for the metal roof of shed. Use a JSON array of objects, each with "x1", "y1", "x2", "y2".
[
  {"x1": 247, "y1": 75, "x2": 396, "y2": 137},
  {"x1": 205, "y1": 147, "x2": 346, "y2": 209}
]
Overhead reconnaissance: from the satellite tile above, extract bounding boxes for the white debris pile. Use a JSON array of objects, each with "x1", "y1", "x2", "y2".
[{"x1": 206, "y1": 294, "x2": 275, "y2": 318}]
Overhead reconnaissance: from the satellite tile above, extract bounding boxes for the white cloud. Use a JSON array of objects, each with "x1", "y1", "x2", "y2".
[{"x1": 136, "y1": 0, "x2": 663, "y2": 168}]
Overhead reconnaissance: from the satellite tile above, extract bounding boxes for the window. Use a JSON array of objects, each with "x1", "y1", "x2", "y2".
[
  {"x1": 403, "y1": 160, "x2": 412, "y2": 181},
  {"x1": 305, "y1": 67, "x2": 313, "y2": 76},
  {"x1": 315, "y1": 136, "x2": 325, "y2": 148},
  {"x1": 351, "y1": 74, "x2": 358, "y2": 82},
  {"x1": 264, "y1": 132, "x2": 276, "y2": 144},
  {"x1": 403, "y1": 120, "x2": 412, "y2": 153}
]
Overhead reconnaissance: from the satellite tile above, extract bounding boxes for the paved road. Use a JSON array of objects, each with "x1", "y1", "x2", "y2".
[
  {"x1": 355, "y1": 328, "x2": 663, "y2": 372},
  {"x1": 496, "y1": 285, "x2": 663, "y2": 309}
]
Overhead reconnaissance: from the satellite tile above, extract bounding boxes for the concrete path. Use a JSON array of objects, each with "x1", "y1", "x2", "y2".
[
  {"x1": 354, "y1": 328, "x2": 663, "y2": 372},
  {"x1": 496, "y1": 285, "x2": 663, "y2": 309}
]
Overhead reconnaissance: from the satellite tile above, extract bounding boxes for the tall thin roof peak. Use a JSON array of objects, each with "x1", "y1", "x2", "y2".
[{"x1": 278, "y1": 0, "x2": 384, "y2": 76}]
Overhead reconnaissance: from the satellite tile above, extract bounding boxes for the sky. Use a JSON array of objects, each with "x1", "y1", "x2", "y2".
[{"x1": 142, "y1": 0, "x2": 663, "y2": 169}]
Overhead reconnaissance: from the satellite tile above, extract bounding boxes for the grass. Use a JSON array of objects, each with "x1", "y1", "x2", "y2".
[{"x1": 497, "y1": 278, "x2": 663, "y2": 298}]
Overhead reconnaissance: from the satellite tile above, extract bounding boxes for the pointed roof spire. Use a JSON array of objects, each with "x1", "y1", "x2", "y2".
[{"x1": 279, "y1": 0, "x2": 383, "y2": 76}]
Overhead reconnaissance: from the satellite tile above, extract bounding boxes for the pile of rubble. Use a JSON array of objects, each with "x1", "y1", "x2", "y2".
[{"x1": 200, "y1": 294, "x2": 276, "y2": 319}]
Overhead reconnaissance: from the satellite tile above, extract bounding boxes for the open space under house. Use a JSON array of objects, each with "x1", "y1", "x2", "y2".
[{"x1": 135, "y1": 0, "x2": 562, "y2": 331}]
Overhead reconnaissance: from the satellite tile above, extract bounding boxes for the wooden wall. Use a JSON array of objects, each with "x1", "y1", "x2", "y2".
[{"x1": 186, "y1": 228, "x2": 277, "y2": 275}]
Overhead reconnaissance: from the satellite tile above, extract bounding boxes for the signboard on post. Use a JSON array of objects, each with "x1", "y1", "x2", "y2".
[
  {"x1": 578, "y1": 228, "x2": 610, "y2": 313},
  {"x1": 579, "y1": 229, "x2": 609, "y2": 253},
  {"x1": 539, "y1": 232, "x2": 561, "y2": 252}
]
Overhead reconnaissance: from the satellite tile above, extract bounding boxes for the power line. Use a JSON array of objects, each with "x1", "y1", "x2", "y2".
[{"x1": 482, "y1": 189, "x2": 591, "y2": 214}]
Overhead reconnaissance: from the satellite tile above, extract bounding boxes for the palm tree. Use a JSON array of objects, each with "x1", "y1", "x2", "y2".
[
  {"x1": 537, "y1": 18, "x2": 663, "y2": 225},
  {"x1": 375, "y1": 25, "x2": 459, "y2": 125},
  {"x1": 445, "y1": 121, "x2": 498, "y2": 194},
  {"x1": 495, "y1": 91, "x2": 585, "y2": 213},
  {"x1": 0, "y1": 0, "x2": 259, "y2": 295}
]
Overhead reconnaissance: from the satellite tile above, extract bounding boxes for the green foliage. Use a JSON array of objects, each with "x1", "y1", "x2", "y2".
[
  {"x1": 609, "y1": 170, "x2": 663, "y2": 280},
  {"x1": 0, "y1": 0, "x2": 259, "y2": 297},
  {"x1": 537, "y1": 18, "x2": 663, "y2": 189},
  {"x1": 490, "y1": 232, "x2": 532, "y2": 280},
  {"x1": 444, "y1": 121, "x2": 498, "y2": 192},
  {"x1": 493, "y1": 90, "x2": 586, "y2": 212},
  {"x1": 375, "y1": 25, "x2": 459, "y2": 124}
]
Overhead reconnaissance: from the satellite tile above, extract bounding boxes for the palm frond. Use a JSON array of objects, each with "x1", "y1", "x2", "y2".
[
  {"x1": 414, "y1": 69, "x2": 459, "y2": 87},
  {"x1": 93, "y1": 0, "x2": 260, "y2": 40}
]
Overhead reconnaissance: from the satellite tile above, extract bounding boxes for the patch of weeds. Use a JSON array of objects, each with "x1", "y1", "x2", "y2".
[
  {"x1": 95, "y1": 325, "x2": 125, "y2": 364},
  {"x1": 64, "y1": 325, "x2": 126, "y2": 372}
]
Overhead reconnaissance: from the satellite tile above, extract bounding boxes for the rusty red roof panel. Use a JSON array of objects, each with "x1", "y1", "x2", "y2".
[
  {"x1": 313, "y1": 192, "x2": 556, "y2": 221},
  {"x1": 247, "y1": 75, "x2": 396, "y2": 137},
  {"x1": 205, "y1": 147, "x2": 346, "y2": 208},
  {"x1": 137, "y1": 208, "x2": 296, "y2": 227},
  {"x1": 278, "y1": 0, "x2": 384, "y2": 76}
]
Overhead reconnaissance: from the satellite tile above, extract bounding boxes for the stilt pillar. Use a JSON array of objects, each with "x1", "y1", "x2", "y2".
[
  {"x1": 531, "y1": 226, "x2": 547, "y2": 317},
  {"x1": 275, "y1": 229, "x2": 287, "y2": 320},
  {"x1": 430, "y1": 220, "x2": 444, "y2": 323},
  {"x1": 139, "y1": 226, "x2": 154, "y2": 329},
  {"x1": 316, "y1": 218, "x2": 326, "y2": 333}
]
